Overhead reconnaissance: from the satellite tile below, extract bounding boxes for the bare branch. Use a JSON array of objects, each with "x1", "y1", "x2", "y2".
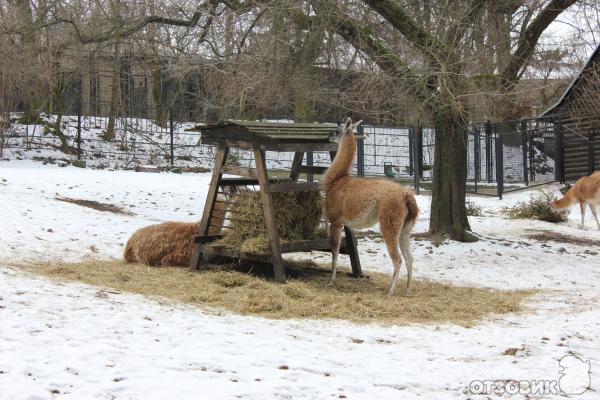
[{"x1": 500, "y1": 0, "x2": 578, "y2": 89}]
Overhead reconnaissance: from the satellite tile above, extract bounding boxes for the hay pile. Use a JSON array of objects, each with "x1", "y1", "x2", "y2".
[
  {"x1": 26, "y1": 260, "x2": 537, "y2": 325},
  {"x1": 217, "y1": 189, "x2": 326, "y2": 253}
]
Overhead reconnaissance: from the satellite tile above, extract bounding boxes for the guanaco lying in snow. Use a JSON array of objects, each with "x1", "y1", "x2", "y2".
[{"x1": 551, "y1": 171, "x2": 600, "y2": 230}]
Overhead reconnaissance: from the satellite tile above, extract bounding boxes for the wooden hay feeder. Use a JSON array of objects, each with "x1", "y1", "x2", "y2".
[{"x1": 190, "y1": 120, "x2": 362, "y2": 282}]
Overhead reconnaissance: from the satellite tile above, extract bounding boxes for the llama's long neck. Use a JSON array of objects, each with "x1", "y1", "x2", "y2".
[
  {"x1": 552, "y1": 188, "x2": 576, "y2": 210},
  {"x1": 323, "y1": 132, "x2": 356, "y2": 191}
]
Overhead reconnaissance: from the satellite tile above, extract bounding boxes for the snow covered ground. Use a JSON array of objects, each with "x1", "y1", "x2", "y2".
[{"x1": 1, "y1": 160, "x2": 599, "y2": 399}]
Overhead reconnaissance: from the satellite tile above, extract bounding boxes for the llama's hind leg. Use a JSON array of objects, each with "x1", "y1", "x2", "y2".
[
  {"x1": 383, "y1": 235, "x2": 402, "y2": 297},
  {"x1": 589, "y1": 204, "x2": 600, "y2": 231},
  {"x1": 399, "y1": 226, "x2": 414, "y2": 296},
  {"x1": 328, "y1": 223, "x2": 343, "y2": 286}
]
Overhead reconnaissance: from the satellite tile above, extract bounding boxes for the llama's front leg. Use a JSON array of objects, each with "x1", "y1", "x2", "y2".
[
  {"x1": 579, "y1": 202, "x2": 586, "y2": 230},
  {"x1": 399, "y1": 230, "x2": 413, "y2": 297},
  {"x1": 328, "y1": 223, "x2": 343, "y2": 286},
  {"x1": 589, "y1": 204, "x2": 600, "y2": 231}
]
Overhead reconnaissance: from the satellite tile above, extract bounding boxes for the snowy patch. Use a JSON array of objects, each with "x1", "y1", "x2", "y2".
[{"x1": 0, "y1": 161, "x2": 599, "y2": 398}]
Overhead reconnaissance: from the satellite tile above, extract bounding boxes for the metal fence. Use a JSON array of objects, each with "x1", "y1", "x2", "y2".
[
  {"x1": 466, "y1": 119, "x2": 558, "y2": 198},
  {"x1": 2, "y1": 105, "x2": 577, "y2": 198}
]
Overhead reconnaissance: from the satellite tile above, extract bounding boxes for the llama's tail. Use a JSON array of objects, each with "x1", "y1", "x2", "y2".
[
  {"x1": 405, "y1": 193, "x2": 419, "y2": 226},
  {"x1": 551, "y1": 188, "x2": 576, "y2": 211}
]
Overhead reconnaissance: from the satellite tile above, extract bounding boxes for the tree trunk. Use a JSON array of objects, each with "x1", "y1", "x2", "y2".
[
  {"x1": 429, "y1": 109, "x2": 477, "y2": 242},
  {"x1": 105, "y1": 43, "x2": 121, "y2": 141}
]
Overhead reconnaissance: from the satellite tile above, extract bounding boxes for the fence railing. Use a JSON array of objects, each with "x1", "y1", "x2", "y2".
[{"x1": 5, "y1": 105, "x2": 592, "y2": 198}]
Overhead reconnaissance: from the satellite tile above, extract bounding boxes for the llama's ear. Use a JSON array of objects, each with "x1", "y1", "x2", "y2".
[{"x1": 345, "y1": 117, "x2": 352, "y2": 130}]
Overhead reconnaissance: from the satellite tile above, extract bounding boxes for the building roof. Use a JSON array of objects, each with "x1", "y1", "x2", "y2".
[{"x1": 540, "y1": 44, "x2": 600, "y2": 119}]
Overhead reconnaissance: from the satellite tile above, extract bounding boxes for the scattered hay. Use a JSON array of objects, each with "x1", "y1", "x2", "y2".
[
  {"x1": 501, "y1": 190, "x2": 568, "y2": 223},
  {"x1": 525, "y1": 229, "x2": 600, "y2": 247},
  {"x1": 25, "y1": 260, "x2": 536, "y2": 326},
  {"x1": 217, "y1": 190, "x2": 325, "y2": 253},
  {"x1": 56, "y1": 197, "x2": 134, "y2": 216}
]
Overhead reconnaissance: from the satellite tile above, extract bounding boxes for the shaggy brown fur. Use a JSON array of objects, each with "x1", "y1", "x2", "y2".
[
  {"x1": 124, "y1": 222, "x2": 200, "y2": 266},
  {"x1": 323, "y1": 118, "x2": 419, "y2": 297},
  {"x1": 552, "y1": 171, "x2": 600, "y2": 230}
]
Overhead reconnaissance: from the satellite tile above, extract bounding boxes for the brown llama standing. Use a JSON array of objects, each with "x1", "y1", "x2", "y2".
[
  {"x1": 322, "y1": 118, "x2": 419, "y2": 296},
  {"x1": 551, "y1": 171, "x2": 600, "y2": 230}
]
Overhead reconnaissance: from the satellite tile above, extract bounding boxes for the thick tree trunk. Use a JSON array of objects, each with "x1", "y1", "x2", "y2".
[{"x1": 429, "y1": 109, "x2": 477, "y2": 242}]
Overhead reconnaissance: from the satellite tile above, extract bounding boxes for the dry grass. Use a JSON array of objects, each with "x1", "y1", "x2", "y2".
[
  {"x1": 24, "y1": 260, "x2": 536, "y2": 326},
  {"x1": 56, "y1": 197, "x2": 134, "y2": 216},
  {"x1": 525, "y1": 229, "x2": 600, "y2": 247}
]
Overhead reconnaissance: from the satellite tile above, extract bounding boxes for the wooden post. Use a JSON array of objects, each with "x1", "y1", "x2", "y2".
[
  {"x1": 254, "y1": 148, "x2": 286, "y2": 282},
  {"x1": 290, "y1": 151, "x2": 304, "y2": 181},
  {"x1": 191, "y1": 146, "x2": 229, "y2": 269},
  {"x1": 344, "y1": 226, "x2": 363, "y2": 277}
]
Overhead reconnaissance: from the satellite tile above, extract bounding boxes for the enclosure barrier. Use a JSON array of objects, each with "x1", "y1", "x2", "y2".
[{"x1": 4, "y1": 106, "x2": 597, "y2": 198}]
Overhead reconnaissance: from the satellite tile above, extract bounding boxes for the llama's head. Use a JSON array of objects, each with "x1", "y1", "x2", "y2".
[
  {"x1": 338, "y1": 117, "x2": 363, "y2": 140},
  {"x1": 550, "y1": 188, "x2": 573, "y2": 211}
]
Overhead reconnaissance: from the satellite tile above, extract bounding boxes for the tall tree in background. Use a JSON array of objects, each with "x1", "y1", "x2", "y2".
[{"x1": 308, "y1": 0, "x2": 578, "y2": 241}]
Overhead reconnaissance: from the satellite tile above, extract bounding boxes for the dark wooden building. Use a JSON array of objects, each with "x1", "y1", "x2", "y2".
[{"x1": 541, "y1": 45, "x2": 600, "y2": 181}]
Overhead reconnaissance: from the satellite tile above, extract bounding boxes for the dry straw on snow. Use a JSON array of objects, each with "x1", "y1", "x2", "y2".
[
  {"x1": 26, "y1": 260, "x2": 536, "y2": 326},
  {"x1": 217, "y1": 189, "x2": 326, "y2": 253}
]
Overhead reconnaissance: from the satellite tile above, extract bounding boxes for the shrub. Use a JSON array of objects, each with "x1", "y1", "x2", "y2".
[
  {"x1": 559, "y1": 184, "x2": 571, "y2": 195},
  {"x1": 501, "y1": 190, "x2": 568, "y2": 223},
  {"x1": 466, "y1": 201, "x2": 483, "y2": 216}
]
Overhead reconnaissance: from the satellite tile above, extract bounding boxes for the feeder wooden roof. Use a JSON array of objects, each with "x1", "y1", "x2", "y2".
[{"x1": 196, "y1": 120, "x2": 344, "y2": 152}]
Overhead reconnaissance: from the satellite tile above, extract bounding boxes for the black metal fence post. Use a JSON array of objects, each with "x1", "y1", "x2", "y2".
[
  {"x1": 555, "y1": 122, "x2": 565, "y2": 183},
  {"x1": 306, "y1": 151, "x2": 314, "y2": 182},
  {"x1": 495, "y1": 134, "x2": 504, "y2": 199},
  {"x1": 169, "y1": 107, "x2": 174, "y2": 167},
  {"x1": 473, "y1": 125, "x2": 480, "y2": 193},
  {"x1": 76, "y1": 101, "x2": 82, "y2": 160},
  {"x1": 521, "y1": 119, "x2": 528, "y2": 186},
  {"x1": 588, "y1": 129, "x2": 596, "y2": 176},
  {"x1": 416, "y1": 126, "x2": 423, "y2": 179},
  {"x1": 408, "y1": 127, "x2": 414, "y2": 176},
  {"x1": 411, "y1": 128, "x2": 420, "y2": 194},
  {"x1": 528, "y1": 125, "x2": 535, "y2": 183},
  {"x1": 356, "y1": 124, "x2": 365, "y2": 177},
  {"x1": 485, "y1": 121, "x2": 492, "y2": 182}
]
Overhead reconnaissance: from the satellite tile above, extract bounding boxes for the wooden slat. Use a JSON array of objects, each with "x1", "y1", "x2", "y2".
[
  {"x1": 218, "y1": 177, "x2": 292, "y2": 187},
  {"x1": 194, "y1": 234, "x2": 223, "y2": 244},
  {"x1": 298, "y1": 165, "x2": 328, "y2": 175},
  {"x1": 254, "y1": 148, "x2": 286, "y2": 282},
  {"x1": 265, "y1": 142, "x2": 340, "y2": 152},
  {"x1": 280, "y1": 239, "x2": 331, "y2": 252},
  {"x1": 266, "y1": 181, "x2": 322, "y2": 193},
  {"x1": 200, "y1": 244, "x2": 272, "y2": 264},
  {"x1": 222, "y1": 166, "x2": 257, "y2": 178},
  {"x1": 191, "y1": 146, "x2": 228, "y2": 270},
  {"x1": 201, "y1": 238, "x2": 349, "y2": 255}
]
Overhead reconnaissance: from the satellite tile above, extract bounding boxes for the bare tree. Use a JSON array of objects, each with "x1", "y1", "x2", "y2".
[{"x1": 1, "y1": 0, "x2": 596, "y2": 241}]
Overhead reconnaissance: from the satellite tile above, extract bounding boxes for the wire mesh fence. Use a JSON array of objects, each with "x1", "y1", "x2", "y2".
[{"x1": 2, "y1": 105, "x2": 571, "y2": 198}]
